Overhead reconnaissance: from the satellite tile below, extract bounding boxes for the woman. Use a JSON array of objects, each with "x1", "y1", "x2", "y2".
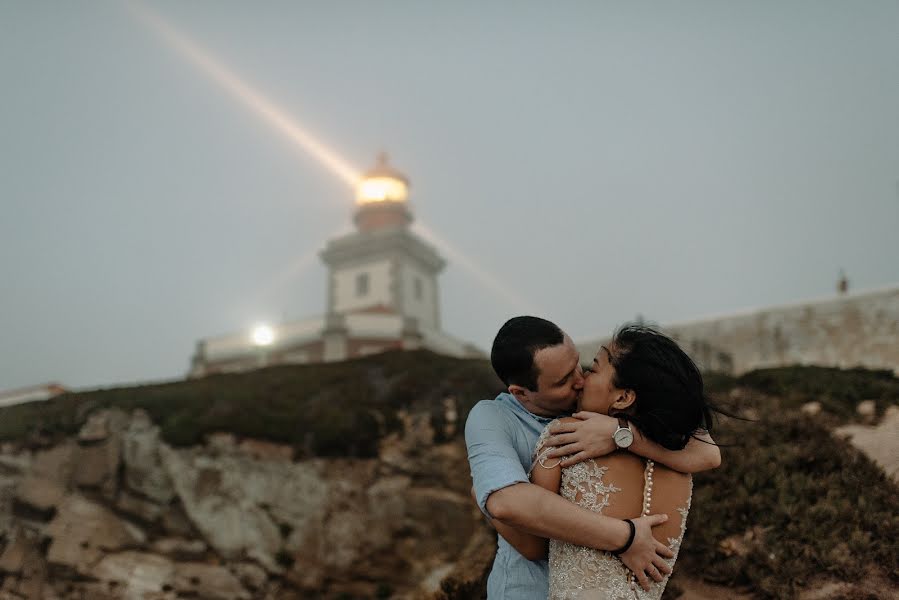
[{"x1": 505, "y1": 325, "x2": 717, "y2": 599}]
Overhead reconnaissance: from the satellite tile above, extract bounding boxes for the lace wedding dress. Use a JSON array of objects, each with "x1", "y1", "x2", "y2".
[{"x1": 532, "y1": 421, "x2": 692, "y2": 600}]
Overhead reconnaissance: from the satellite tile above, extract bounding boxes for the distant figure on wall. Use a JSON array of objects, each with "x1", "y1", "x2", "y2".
[{"x1": 838, "y1": 270, "x2": 849, "y2": 295}]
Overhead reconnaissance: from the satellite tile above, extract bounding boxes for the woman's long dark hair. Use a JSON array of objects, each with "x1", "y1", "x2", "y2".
[{"x1": 608, "y1": 324, "x2": 720, "y2": 450}]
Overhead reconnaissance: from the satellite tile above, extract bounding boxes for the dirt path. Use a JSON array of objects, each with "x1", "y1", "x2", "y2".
[{"x1": 835, "y1": 405, "x2": 899, "y2": 483}]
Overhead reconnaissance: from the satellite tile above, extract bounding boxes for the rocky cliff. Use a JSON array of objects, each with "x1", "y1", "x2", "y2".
[
  {"x1": 0, "y1": 406, "x2": 490, "y2": 599},
  {"x1": 0, "y1": 352, "x2": 896, "y2": 600}
]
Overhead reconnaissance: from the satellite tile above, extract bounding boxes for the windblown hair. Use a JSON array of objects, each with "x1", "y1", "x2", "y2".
[
  {"x1": 608, "y1": 324, "x2": 717, "y2": 450},
  {"x1": 491, "y1": 316, "x2": 564, "y2": 391}
]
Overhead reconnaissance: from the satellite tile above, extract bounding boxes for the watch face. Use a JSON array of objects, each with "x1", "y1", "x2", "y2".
[{"x1": 614, "y1": 428, "x2": 634, "y2": 448}]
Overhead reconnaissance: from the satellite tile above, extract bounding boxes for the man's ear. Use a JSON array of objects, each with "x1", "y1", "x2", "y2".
[
  {"x1": 611, "y1": 389, "x2": 636, "y2": 410},
  {"x1": 508, "y1": 384, "x2": 529, "y2": 402}
]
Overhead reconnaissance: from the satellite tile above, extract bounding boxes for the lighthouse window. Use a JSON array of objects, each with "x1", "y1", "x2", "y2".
[
  {"x1": 414, "y1": 277, "x2": 423, "y2": 300},
  {"x1": 356, "y1": 273, "x2": 369, "y2": 296}
]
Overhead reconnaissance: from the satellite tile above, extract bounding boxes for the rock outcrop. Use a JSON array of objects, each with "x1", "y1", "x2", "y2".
[{"x1": 0, "y1": 408, "x2": 490, "y2": 599}]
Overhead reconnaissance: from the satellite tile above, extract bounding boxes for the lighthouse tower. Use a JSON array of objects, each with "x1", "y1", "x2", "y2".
[
  {"x1": 318, "y1": 154, "x2": 446, "y2": 360},
  {"x1": 188, "y1": 153, "x2": 480, "y2": 376}
]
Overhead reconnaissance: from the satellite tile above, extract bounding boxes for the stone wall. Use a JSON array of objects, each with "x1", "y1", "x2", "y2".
[
  {"x1": 576, "y1": 285, "x2": 899, "y2": 375},
  {"x1": 663, "y1": 286, "x2": 899, "y2": 374}
]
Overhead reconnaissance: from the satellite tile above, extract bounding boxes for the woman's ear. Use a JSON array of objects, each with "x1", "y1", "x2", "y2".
[{"x1": 611, "y1": 389, "x2": 636, "y2": 410}]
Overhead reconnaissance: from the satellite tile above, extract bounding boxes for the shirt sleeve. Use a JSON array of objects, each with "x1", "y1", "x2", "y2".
[{"x1": 465, "y1": 400, "x2": 530, "y2": 519}]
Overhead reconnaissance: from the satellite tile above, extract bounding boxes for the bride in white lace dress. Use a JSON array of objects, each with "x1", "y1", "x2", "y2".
[{"x1": 531, "y1": 326, "x2": 715, "y2": 599}]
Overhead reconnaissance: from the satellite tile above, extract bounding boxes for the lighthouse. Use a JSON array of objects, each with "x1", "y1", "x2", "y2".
[{"x1": 189, "y1": 154, "x2": 479, "y2": 376}]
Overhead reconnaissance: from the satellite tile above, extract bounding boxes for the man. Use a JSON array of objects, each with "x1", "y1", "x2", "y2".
[{"x1": 466, "y1": 316, "x2": 721, "y2": 598}]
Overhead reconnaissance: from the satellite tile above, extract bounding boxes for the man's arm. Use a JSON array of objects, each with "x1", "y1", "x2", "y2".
[
  {"x1": 465, "y1": 402, "x2": 673, "y2": 590},
  {"x1": 488, "y1": 483, "x2": 673, "y2": 591},
  {"x1": 541, "y1": 411, "x2": 721, "y2": 472},
  {"x1": 471, "y1": 485, "x2": 548, "y2": 561}
]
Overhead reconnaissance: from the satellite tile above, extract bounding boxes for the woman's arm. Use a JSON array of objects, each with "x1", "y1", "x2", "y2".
[
  {"x1": 540, "y1": 412, "x2": 721, "y2": 473},
  {"x1": 631, "y1": 429, "x2": 720, "y2": 473}
]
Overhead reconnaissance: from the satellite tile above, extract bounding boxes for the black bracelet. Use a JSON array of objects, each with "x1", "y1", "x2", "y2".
[{"x1": 611, "y1": 519, "x2": 636, "y2": 555}]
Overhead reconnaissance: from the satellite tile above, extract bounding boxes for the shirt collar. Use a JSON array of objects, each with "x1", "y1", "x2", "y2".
[{"x1": 496, "y1": 392, "x2": 558, "y2": 424}]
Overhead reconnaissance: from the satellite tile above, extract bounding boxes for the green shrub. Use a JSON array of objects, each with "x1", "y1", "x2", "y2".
[
  {"x1": 737, "y1": 366, "x2": 899, "y2": 420},
  {"x1": 681, "y1": 408, "x2": 899, "y2": 598}
]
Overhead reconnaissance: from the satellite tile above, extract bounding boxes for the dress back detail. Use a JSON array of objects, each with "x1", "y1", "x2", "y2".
[{"x1": 531, "y1": 420, "x2": 692, "y2": 600}]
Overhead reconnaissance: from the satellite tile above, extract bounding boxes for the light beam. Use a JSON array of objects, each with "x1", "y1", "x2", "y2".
[
  {"x1": 128, "y1": 1, "x2": 361, "y2": 186},
  {"x1": 130, "y1": 2, "x2": 543, "y2": 317},
  {"x1": 413, "y1": 222, "x2": 544, "y2": 316}
]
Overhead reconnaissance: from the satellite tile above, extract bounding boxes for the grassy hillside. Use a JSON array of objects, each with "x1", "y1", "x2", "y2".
[
  {"x1": 1, "y1": 355, "x2": 897, "y2": 598},
  {"x1": 0, "y1": 350, "x2": 503, "y2": 457}
]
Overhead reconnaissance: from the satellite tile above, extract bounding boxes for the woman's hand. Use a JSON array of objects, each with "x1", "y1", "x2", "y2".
[
  {"x1": 620, "y1": 514, "x2": 674, "y2": 591},
  {"x1": 542, "y1": 412, "x2": 618, "y2": 467}
]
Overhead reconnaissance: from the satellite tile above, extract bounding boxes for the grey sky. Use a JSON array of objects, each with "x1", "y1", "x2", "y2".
[{"x1": 2, "y1": 1, "x2": 897, "y2": 391}]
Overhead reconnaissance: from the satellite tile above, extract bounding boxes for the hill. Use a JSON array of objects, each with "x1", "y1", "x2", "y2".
[{"x1": 0, "y1": 351, "x2": 896, "y2": 599}]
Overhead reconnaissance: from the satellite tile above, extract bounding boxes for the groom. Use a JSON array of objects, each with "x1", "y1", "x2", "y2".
[{"x1": 465, "y1": 316, "x2": 720, "y2": 599}]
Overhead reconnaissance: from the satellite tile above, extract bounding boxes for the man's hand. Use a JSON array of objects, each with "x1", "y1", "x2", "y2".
[
  {"x1": 543, "y1": 412, "x2": 617, "y2": 467},
  {"x1": 620, "y1": 514, "x2": 674, "y2": 591}
]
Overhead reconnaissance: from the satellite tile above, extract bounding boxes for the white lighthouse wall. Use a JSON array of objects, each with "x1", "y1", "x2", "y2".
[
  {"x1": 399, "y1": 261, "x2": 438, "y2": 330},
  {"x1": 333, "y1": 260, "x2": 393, "y2": 313}
]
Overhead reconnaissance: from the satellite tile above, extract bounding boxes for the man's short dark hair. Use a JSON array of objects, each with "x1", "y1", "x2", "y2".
[{"x1": 491, "y1": 316, "x2": 565, "y2": 391}]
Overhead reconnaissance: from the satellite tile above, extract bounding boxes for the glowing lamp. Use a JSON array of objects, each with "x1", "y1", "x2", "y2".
[
  {"x1": 251, "y1": 324, "x2": 275, "y2": 346},
  {"x1": 355, "y1": 152, "x2": 410, "y2": 205},
  {"x1": 356, "y1": 176, "x2": 409, "y2": 204}
]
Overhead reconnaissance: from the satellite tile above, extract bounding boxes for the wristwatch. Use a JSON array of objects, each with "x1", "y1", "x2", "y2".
[{"x1": 613, "y1": 416, "x2": 634, "y2": 450}]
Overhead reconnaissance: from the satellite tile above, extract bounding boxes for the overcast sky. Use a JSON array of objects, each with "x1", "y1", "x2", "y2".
[{"x1": 2, "y1": 1, "x2": 897, "y2": 391}]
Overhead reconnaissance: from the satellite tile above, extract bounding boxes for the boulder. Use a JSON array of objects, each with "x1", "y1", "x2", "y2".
[
  {"x1": 160, "y1": 447, "x2": 352, "y2": 572},
  {"x1": 13, "y1": 477, "x2": 66, "y2": 518},
  {"x1": 116, "y1": 489, "x2": 165, "y2": 524},
  {"x1": 122, "y1": 410, "x2": 176, "y2": 505},
  {"x1": 30, "y1": 442, "x2": 76, "y2": 485},
  {"x1": 150, "y1": 537, "x2": 207, "y2": 560},
  {"x1": 396, "y1": 487, "x2": 474, "y2": 577},
  {"x1": 0, "y1": 528, "x2": 48, "y2": 599},
  {"x1": 160, "y1": 501, "x2": 196, "y2": 537},
  {"x1": 0, "y1": 477, "x2": 18, "y2": 540},
  {"x1": 72, "y1": 438, "x2": 120, "y2": 494},
  {"x1": 801, "y1": 401, "x2": 822, "y2": 416},
  {"x1": 44, "y1": 495, "x2": 146, "y2": 575},
  {"x1": 159, "y1": 446, "x2": 282, "y2": 571},
  {"x1": 0, "y1": 528, "x2": 32, "y2": 575},
  {"x1": 173, "y1": 563, "x2": 250, "y2": 600},
  {"x1": 0, "y1": 449, "x2": 32, "y2": 474},
  {"x1": 92, "y1": 551, "x2": 174, "y2": 599},
  {"x1": 238, "y1": 438, "x2": 293, "y2": 462},
  {"x1": 229, "y1": 562, "x2": 268, "y2": 592},
  {"x1": 856, "y1": 400, "x2": 877, "y2": 418},
  {"x1": 206, "y1": 432, "x2": 237, "y2": 452},
  {"x1": 78, "y1": 411, "x2": 111, "y2": 443}
]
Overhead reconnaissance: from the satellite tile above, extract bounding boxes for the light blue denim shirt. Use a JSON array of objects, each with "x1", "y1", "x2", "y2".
[{"x1": 465, "y1": 392, "x2": 557, "y2": 599}]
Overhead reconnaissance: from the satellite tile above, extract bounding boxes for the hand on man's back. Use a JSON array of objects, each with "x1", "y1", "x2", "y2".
[{"x1": 621, "y1": 514, "x2": 674, "y2": 591}]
